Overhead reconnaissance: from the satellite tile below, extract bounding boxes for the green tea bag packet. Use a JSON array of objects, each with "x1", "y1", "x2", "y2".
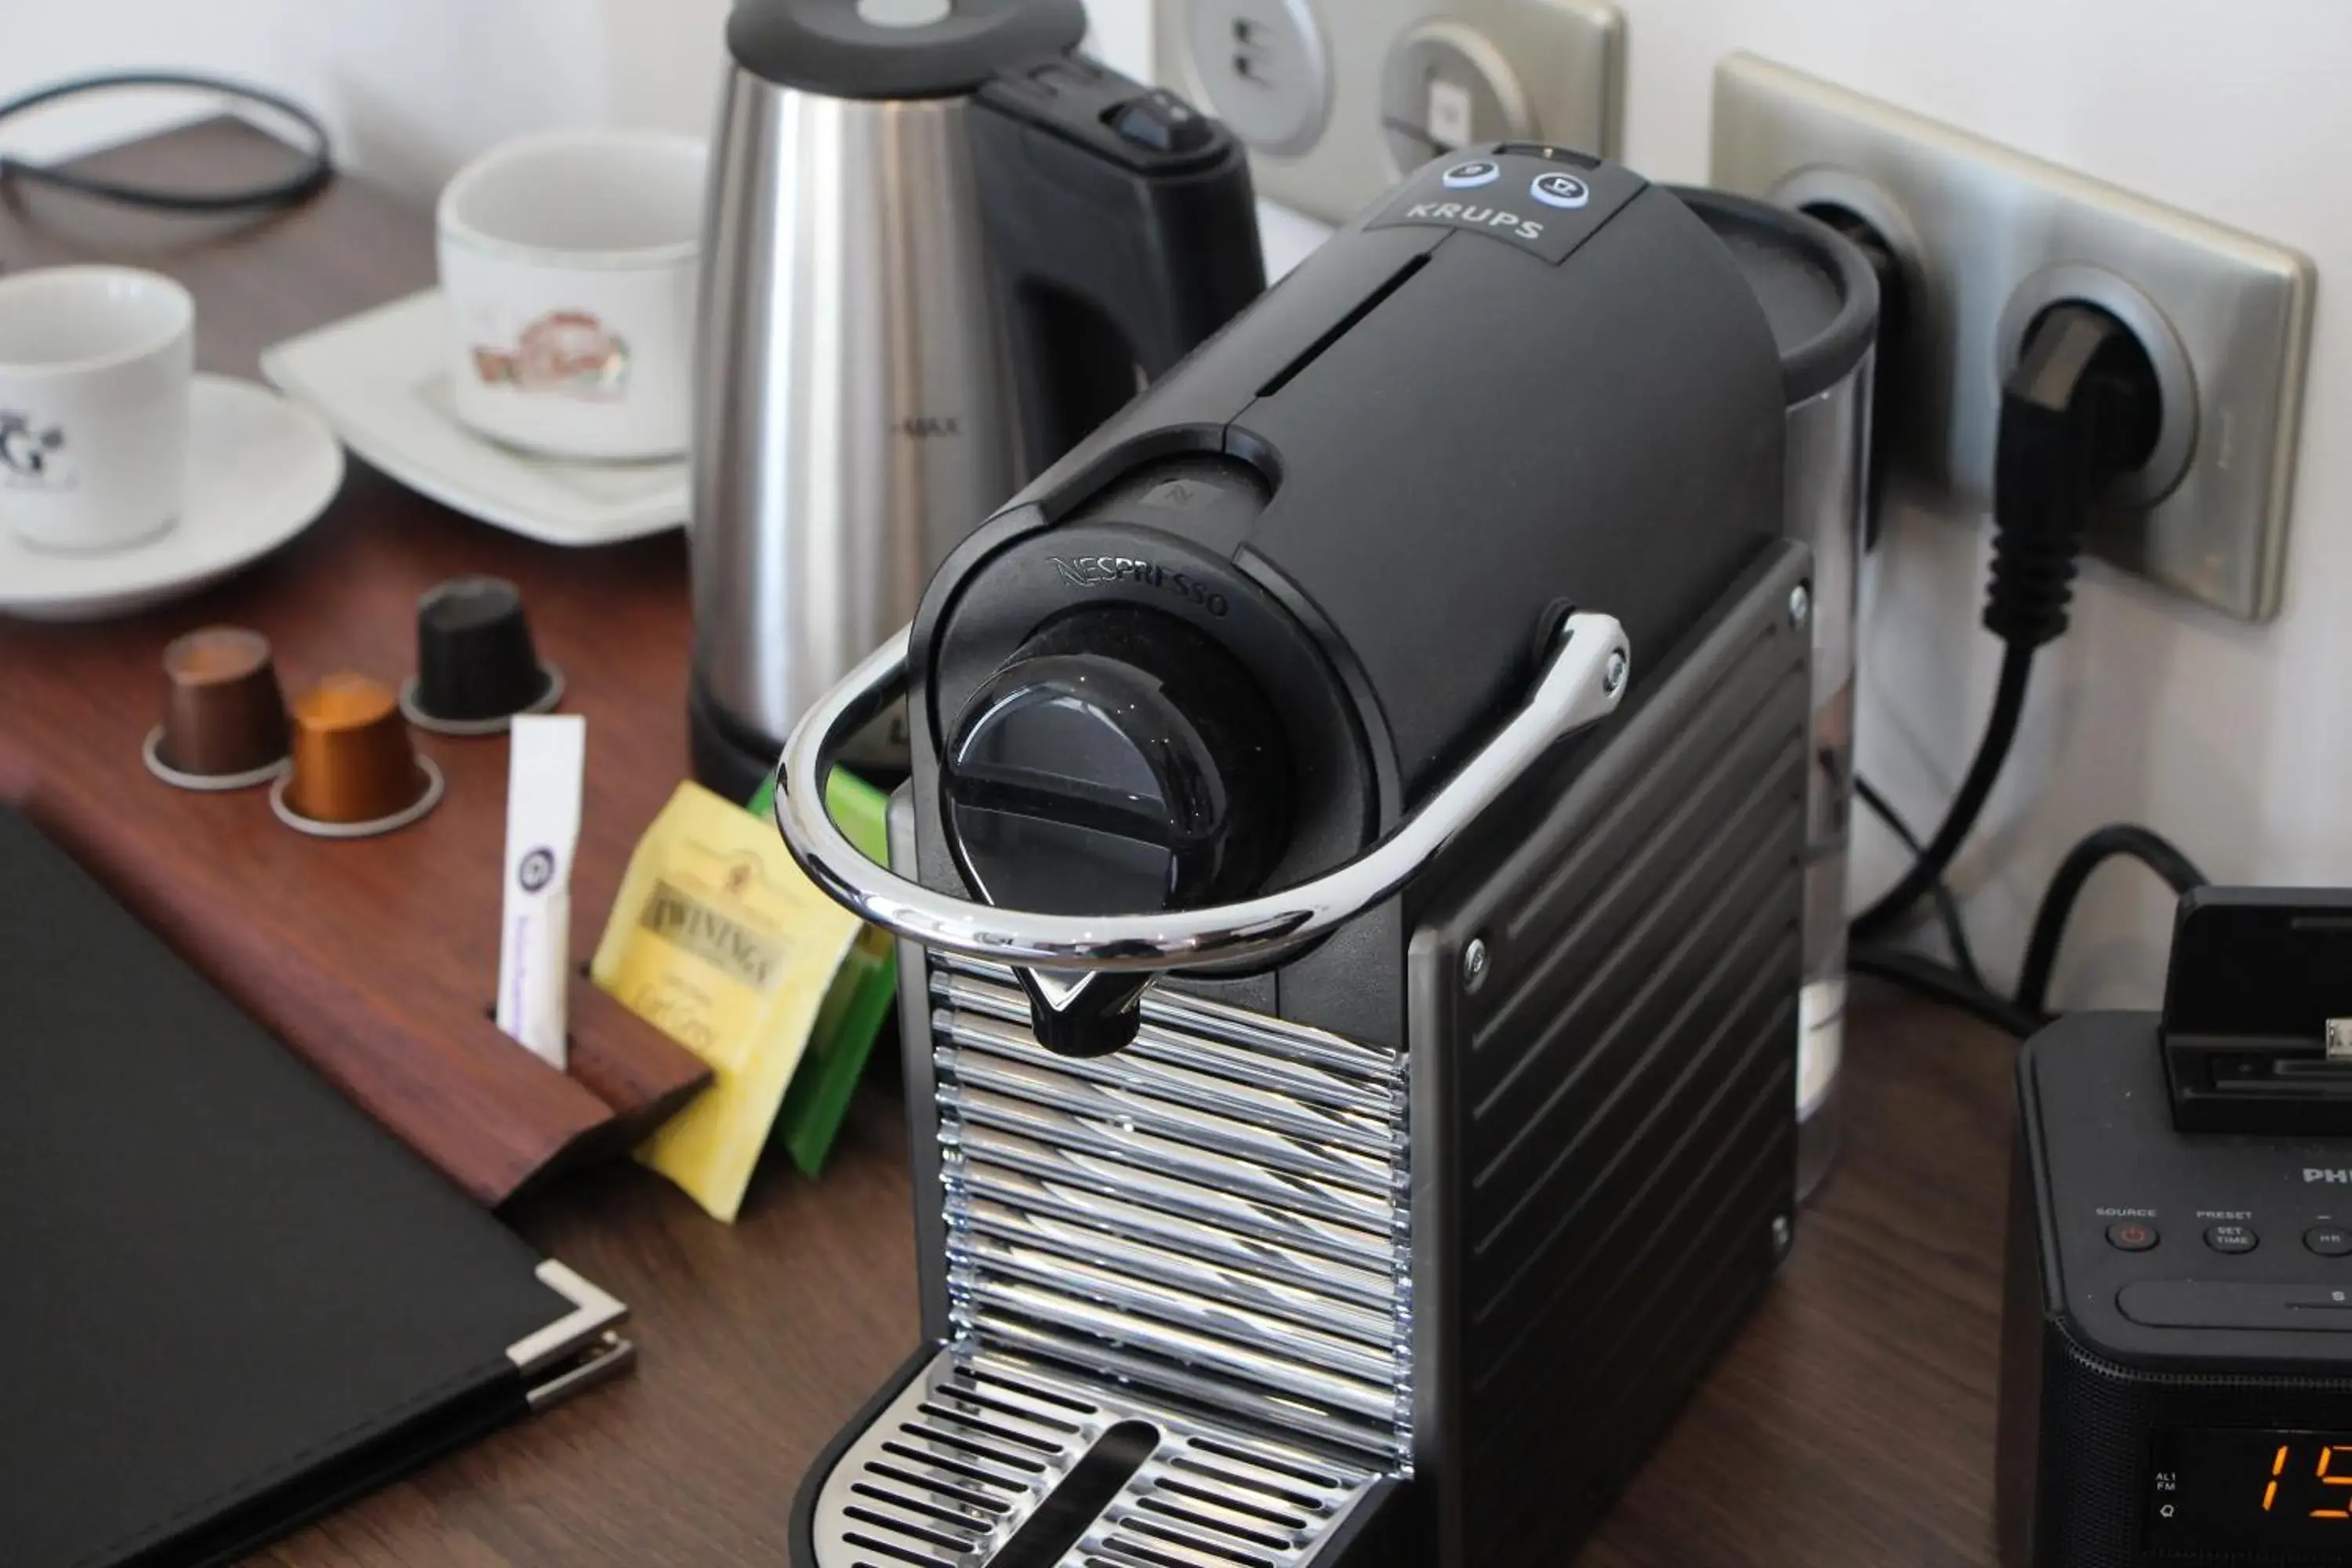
[{"x1": 749, "y1": 768, "x2": 898, "y2": 1177}]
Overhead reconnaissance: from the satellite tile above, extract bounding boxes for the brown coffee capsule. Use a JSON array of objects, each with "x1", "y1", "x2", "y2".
[
  {"x1": 280, "y1": 673, "x2": 437, "y2": 829},
  {"x1": 146, "y1": 626, "x2": 292, "y2": 789}
]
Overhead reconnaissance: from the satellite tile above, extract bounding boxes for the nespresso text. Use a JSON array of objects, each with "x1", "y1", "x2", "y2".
[{"x1": 1049, "y1": 555, "x2": 1230, "y2": 616}]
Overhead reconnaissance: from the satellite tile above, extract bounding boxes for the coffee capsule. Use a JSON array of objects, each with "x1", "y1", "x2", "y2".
[
  {"x1": 399, "y1": 575, "x2": 563, "y2": 735},
  {"x1": 271, "y1": 673, "x2": 445, "y2": 838},
  {"x1": 143, "y1": 626, "x2": 292, "y2": 791}
]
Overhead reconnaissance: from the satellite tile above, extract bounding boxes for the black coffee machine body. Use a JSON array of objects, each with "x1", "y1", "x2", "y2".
[{"x1": 779, "y1": 147, "x2": 1853, "y2": 1564}]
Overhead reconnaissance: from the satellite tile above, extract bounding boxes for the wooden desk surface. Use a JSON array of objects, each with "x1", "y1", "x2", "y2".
[
  {"x1": 0, "y1": 124, "x2": 2018, "y2": 1566},
  {"x1": 0, "y1": 120, "x2": 708, "y2": 1203}
]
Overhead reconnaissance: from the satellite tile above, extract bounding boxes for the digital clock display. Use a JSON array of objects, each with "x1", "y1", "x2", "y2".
[{"x1": 2150, "y1": 1428, "x2": 2352, "y2": 1551}]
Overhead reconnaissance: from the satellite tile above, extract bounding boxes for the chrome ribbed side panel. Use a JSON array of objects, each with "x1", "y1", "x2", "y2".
[
  {"x1": 811, "y1": 1348, "x2": 1383, "y2": 1567},
  {"x1": 931, "y1": 958, "x2": 1414, "y2": 1468}
]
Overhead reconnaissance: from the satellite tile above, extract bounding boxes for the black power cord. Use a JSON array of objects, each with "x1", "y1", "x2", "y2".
[
  {"x1": 0, "y1": 71, "x2": 332, "y2": 213},
  {"x1": 1849, "y1": 648, "x2": 2033, "y2": 946},
  {"x1": 1851, "y1": 811, "x2": 2207, "y2": 1037},
  {"x1": 1850, "y1": 302, "x2": 2163, "y2": 947},
  {"x1": 1851, "y1": 945, "x2": 2042, "y2": 1039},
  {"x1": 1853, "y1": 774, "x2": 1980, "y2": 986},
  {"x1": 2014, "y1": 826, "x2": 2209, "y2": 1021},
  {"x1": 1856, "y1": 818, "x2": 2209, "y2": 1036},
  {"x1": 1835, "y1": 290, "x2": 2215, "y2": 1035}
]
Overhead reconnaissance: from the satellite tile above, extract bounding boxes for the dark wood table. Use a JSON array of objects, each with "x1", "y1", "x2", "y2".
[
  {"x1": 0, "y1": 122, "x2": 710, "y2": 1206},
  {"x1": 0, "y1": 123, "x2": 2020, "y2": 1566}
]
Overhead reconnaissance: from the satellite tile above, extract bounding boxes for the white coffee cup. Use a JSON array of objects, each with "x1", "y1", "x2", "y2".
[
  {"x1": 0, "y1": 266, "x2": 194, "y2": 553},
  {"x1": 437, "y1": 130, "x2": 706, "y2": 462}
]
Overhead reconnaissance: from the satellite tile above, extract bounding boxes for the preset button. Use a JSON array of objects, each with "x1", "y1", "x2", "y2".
[{"x1": 2205, "y1": 1223, "x2": 2259, "y2": 1254}]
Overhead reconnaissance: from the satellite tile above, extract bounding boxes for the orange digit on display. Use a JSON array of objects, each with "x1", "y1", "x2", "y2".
[{"x1": 2312, "y1": 1445, "x2": 2352, "y2": 1519}]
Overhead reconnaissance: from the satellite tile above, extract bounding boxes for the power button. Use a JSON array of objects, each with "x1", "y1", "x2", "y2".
[
  {"x1": 1530, "y1": 171, "x2": 1592, "y2": 209},
  {"x1": 1442, "y1": 159, "x2": 1501, "y2": 190},
  {"x1": 2107, "y1": 1221, "x2": 2161, "y2": 1252}
]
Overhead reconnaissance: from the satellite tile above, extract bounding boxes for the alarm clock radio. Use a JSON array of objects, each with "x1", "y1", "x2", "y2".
[{"x1": 2000, "y1": 888, "x2": 2352, "y2": 1566}]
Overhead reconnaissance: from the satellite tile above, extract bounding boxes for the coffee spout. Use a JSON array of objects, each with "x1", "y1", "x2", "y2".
[{"x1": 1012, "y1": 967, "x2": 1160, "y2": 1057}]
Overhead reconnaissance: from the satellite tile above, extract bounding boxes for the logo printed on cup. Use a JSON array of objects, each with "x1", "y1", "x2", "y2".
[
  {"x1": 0, "y1": 412, "x2": 68, "y2": 488},
  {"x1": 471, "y1": 310, "x2": 630, "y2": 400}
]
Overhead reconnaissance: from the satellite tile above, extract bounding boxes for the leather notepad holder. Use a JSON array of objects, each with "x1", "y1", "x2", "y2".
[{"x1": 0, "y1": 807, "x2": 634, "y2": 1568}]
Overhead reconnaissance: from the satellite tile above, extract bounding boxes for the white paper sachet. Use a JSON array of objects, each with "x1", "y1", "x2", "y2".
[{"x1": 498, "y1": 714, "x2": 586, "y2": 1069}]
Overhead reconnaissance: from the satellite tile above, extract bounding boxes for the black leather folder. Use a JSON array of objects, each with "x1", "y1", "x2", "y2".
[{"x1": 0, "y1": 808, "x2": 633, "y2": 1567}]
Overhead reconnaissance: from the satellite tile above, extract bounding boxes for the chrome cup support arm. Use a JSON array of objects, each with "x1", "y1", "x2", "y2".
[{"x1": 773, "y1": 611, "x2": 1632, "y2": 978}]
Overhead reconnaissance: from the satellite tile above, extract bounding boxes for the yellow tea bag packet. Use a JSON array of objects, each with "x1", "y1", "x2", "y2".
[{"x1": 593, "y1": 781, "x2": 860, "y2": 1221}]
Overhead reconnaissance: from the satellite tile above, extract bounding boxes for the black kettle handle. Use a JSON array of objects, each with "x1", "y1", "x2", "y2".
[{"x1": 971, "y1": 56, "x2": 1265, "y2": 473}]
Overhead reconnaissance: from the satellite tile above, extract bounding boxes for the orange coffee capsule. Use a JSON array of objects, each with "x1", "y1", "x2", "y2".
[{"x1": 283, "y1": 673, "x2": 433, "y2": 826}]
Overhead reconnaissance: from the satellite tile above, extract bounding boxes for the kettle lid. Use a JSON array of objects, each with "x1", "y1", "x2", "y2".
[{"x1": 728, "y1": 0, "x2": 1088, "y2": 100}]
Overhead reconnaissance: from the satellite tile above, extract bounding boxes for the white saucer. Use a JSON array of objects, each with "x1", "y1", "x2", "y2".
[
  {"x1": 0, "y1": 376, "x2": 344, "y2": 622},
  {"x1": 260, "y1": 290, "x2": 687, "y2": 548}
]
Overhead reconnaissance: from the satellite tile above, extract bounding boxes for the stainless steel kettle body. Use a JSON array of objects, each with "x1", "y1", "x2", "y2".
[
  {"x1": 687, "y1": 0, "x2": 1265, "y2": 797},
  {"x1": 691, "y1": 74, "x2": 1025, "y2": 779}
]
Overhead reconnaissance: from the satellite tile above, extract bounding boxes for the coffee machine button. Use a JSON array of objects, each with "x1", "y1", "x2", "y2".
[
  {"x1": 1532, "y1": 172, "x2": 1592, "y2": 209},
  {"x1": 1443, "y1": 159, "x2": 1501, "y2": 189}
]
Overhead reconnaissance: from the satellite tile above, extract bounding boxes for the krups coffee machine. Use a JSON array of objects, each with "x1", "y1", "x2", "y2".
[{"x1": 776, "y1": 147, "x2": 1870, "y2": 1563}]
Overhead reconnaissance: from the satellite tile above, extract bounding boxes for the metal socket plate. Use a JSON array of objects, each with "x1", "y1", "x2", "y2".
[
  {"x1": 1180, "y1": 0, "x2": 1334, "y2": 158},
  {"x1": 1711, "y1": 53, "x2": 2314, "y2": 622},
  {"x1": 1162, "y1": 0, "x2": 1621, "y2": 226}
]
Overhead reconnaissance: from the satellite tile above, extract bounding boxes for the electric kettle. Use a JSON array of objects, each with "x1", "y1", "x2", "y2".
[{"x1": 688, "y1": 0, "x2": 1265, "y2": 796}]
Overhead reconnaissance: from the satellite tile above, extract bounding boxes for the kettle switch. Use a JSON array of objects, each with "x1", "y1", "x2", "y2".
[{"x1": 1106, "y1": 90, "x2": 1218, "y2": 155}]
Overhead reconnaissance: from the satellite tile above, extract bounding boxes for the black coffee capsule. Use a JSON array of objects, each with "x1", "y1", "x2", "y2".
[{"x1": 399, "y1": 575, "x2": 564, "y2": 735}]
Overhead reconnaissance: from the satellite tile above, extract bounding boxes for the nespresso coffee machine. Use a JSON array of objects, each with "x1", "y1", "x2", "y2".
[{"x1": 776, "y1": 147, "x2": 1871, "y2": 1563}]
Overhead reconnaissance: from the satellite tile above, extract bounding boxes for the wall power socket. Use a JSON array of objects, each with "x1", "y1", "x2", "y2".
[
  {"x1": 1712, "y1": 53, "x2": 2314, "y2": 623},
  {"x1": 1156, "y1": 0, "x2": 1621, "y2": 227}
]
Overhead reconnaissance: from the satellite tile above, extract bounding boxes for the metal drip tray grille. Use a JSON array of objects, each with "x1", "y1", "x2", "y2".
[
  {"x1": 930, "y1": 958, "x2": 1414, "y2": 1465},
  {"x1": 813, "y1": 1348, "x2": 1384, "y2": 1567}
]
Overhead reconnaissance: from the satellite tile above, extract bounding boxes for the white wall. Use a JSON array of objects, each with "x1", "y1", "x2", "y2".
[
  {"x1": 5, "y1": 1, "x2": 2337, "y2": 1008},
  {"x1": 0, "y1": 1, "x2": 1153, "y2": 197}
]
